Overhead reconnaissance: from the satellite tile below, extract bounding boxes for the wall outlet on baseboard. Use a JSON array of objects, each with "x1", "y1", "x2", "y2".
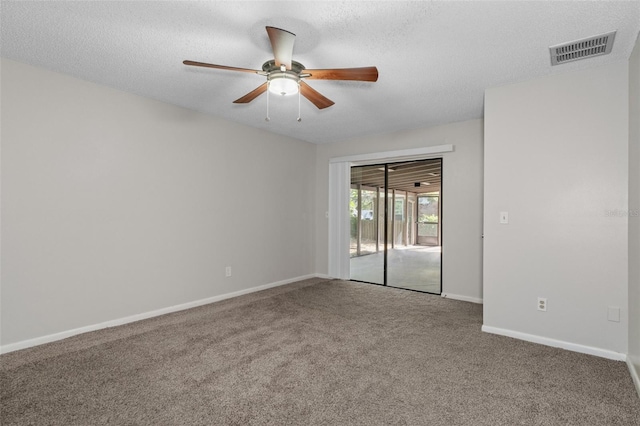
[
  {"x1": 225, "y1": 266, "x2": 232, "y2": 277},
  {"x1": 537, "y1": 297, "x2": 547, "y2": 311}
]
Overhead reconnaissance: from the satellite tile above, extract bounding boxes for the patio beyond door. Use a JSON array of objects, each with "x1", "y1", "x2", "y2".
[{"x1": 349, "y1": 159, "x2": 442, "y2": 294}]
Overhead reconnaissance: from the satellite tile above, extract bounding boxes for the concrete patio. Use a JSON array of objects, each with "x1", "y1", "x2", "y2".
[{"x1": 349, "y1": 245, "x2": 441, "y2": 294}]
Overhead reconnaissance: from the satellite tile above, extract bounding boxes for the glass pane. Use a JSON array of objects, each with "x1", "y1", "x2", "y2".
[
  {"x1": 418, "y1": 196, "x2": 439, "y2": 224},
  {"x1": 418, "y1": 223, "x2": 438, "y2": 237},
  {"x1": 393, "y1": 193, "x2": 405, "y2": 246},
  {"x1": 387, "y1": 189, "x2": 393, "y2": 247},
  {"x1": 350, "y1": 187, "x2": 379, "y2": 256},
  {"x1": 387, "y1": 159, "x2": 442, "y2": 294},
  {"x1": 349, "y1": 187, "x2": 358, "y2": 256},
  {"x1": 349, "y1": 165, "x2": 384, "y2": 285},
  {"x1": 350, "y1": 159, "x2": 442, "y2": 295},
  {"x1": 359, "y1": 189, "x2": 377, "y2": 255},
  {"x1": 394, "y1": 198, "x2": 404, "y2": 220},
  {"x1": 417, "y1": 195, "x2": 439, "y2": 244}
]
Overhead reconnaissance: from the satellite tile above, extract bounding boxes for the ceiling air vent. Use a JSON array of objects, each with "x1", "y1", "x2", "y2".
[{"x1": 549, "y1": 31, "x2": 616, "y2": 66}]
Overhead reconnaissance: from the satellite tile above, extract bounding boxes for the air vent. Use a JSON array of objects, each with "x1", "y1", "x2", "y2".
[{"x1": 549, "y1": 31, "x2": 616, "y2": 66}]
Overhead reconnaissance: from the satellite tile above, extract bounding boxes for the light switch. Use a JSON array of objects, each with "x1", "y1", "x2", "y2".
[{"x1": 500, "y1": 211, "x2": 509, "y2": 224}]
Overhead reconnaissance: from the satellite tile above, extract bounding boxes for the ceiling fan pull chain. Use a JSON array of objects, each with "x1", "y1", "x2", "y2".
[
  {"x1": 265, "y1": 81, "x2": 271, "y2": 122},
  {"x1": 297, "y1": 82, "x2": 302, "y2": 122}
]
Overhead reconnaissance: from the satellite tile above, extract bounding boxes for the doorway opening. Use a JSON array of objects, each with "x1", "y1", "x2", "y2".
[{"x1": 349, "y1": 158, "x2": 442, "y2": 294}]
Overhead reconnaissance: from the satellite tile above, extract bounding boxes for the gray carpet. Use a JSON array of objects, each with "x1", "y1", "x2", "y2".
[{"x1": 1, "y1": 278, "x2": 639, "y2": 425}]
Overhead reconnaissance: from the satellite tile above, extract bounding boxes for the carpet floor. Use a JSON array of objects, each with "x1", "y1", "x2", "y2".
[{"x1": 1, "y1": 278, "x2": 639, "y2": 425}]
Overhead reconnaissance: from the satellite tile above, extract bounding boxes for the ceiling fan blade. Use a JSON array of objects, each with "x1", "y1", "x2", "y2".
[
  {"x1": 303, "y1": 67, "x2": 379, "y2": 82},
  {"x1": 299, "y1": 81, "x2": 335, "y2": 109},
  {"x1": 183, "y1": 60, "x2": 259, "y2": 74},
  {"x1": 266, "y1": 26, "x2": 295, "y2": 70},
  {"x1": 233, "y1": 82, "x2": 268, "y2": 104}
]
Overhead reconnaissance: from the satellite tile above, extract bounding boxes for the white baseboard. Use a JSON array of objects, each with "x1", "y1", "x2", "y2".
[
  {"x1": 481, "y1": 325, "x2": 627, "y2": 361},
  {"x1": 0, "y1": 274, "x2": 325, "y2": 355},
  {"x1": 315, "y1": 273, "x2": 333, "y2": 279},
  {"x1": 627, "y1": 355, "x2": 640, "y2": 399},
  {"x1": 441, "y1": 293, "x2": 483, "y2": 304}
]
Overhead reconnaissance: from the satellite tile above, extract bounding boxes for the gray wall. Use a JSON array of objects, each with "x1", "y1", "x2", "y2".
[
  {"x1": 484, "y1": 62, "x2": 629, "y2": 355},
  {"x1": 315, "y1": 119, "x2": 484, "y2": 301},
  {"x1": 1, "y1": 59, "x2": 317, "y2": 346},
  {"x1": 629, "y1": 33, "x2": 640, "y2": 375}
]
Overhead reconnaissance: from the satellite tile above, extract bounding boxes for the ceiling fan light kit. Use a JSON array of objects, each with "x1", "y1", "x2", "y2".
[
  {"x1": 268, "y1": 74, "x2": 299, "y2": 96},
  {"x1": 183, "y1": 26, "x2": 378, "y2": 121}
]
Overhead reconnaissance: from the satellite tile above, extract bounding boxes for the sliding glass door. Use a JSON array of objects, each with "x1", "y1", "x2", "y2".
[
  {"x1": 349, "y1": 159, "x2": 442, "y2": 294},
  {"x1": 350, "y1": 165, "x2": 385, "y2": 285}
]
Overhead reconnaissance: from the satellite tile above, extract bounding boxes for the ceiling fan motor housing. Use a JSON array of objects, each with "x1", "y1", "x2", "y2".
[{"x1": 262, "y1": 59, "x2": 306, "y2": 74}]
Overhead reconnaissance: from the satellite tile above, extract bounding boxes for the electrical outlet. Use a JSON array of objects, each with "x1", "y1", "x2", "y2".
[
  {"x1": 225, "y1": 266, "x2": 232, "y2": 277},
  {"x1": 537, "y1": 297, "x2": 547, "y2": 312}
]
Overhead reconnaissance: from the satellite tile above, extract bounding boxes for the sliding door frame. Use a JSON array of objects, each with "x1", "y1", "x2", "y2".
[{"x1": 328, "y1": 145, "x2": 453, "y2": 280}]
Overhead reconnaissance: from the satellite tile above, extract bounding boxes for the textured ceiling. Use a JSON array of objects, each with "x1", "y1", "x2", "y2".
[{"x1": 2, "y1": 1, "x2": 639, "y2": 144}]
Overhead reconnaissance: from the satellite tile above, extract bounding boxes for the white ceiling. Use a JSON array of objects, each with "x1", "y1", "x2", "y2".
[{"x1": 2, "y1": 1, "x2": 639, "y2": 144}]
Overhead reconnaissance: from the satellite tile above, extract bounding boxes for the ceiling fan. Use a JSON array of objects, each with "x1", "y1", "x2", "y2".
[{"x1": 183, "y1": 26, "x2": 378, "y2": 115}]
